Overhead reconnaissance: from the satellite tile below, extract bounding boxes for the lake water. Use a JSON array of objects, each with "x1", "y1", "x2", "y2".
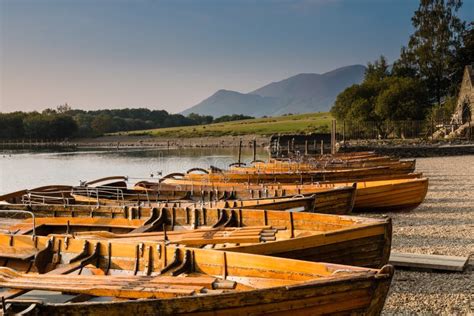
[{"x1": 0, "y1": 148, "x2": 268, "y2": 194}]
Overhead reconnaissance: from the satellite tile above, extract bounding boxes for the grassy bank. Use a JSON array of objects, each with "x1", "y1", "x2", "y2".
[{"x1": 113, "y1": 112, "x2": 332, "y2": 138}]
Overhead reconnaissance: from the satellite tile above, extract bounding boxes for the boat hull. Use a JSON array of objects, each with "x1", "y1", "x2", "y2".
[
  {"x1": 0, "y1": 205, "x2": 391, "y2": 268},
  {"x1": 353, "y1": 178, "x2": 429, "y2": 212},
  {"x1": 22, "y1": 266, "x2": 394, "y2": 316}
]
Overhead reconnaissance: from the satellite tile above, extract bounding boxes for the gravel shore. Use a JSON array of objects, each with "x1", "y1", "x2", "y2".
[{"x1": 380, "y1": 155, "x2": 474, "y2": 315}]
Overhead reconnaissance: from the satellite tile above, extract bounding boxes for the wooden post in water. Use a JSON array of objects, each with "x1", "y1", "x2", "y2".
[
  {"x1": 331, "y1": 120, "x2": 336, "y2": 155},
  {"x1": 276, "y1": 135, "x2": 281, "y2": 157},
  {"x1": 287, "y1": 140, "x2": 291, "y2": 156},
  {"x1": 238, "y1": 139, "x2": 242, "y2": 164},
  {"x1": 252, "y1": 138, "x2": 257, "y2": 161},
  {"x1": 320, "y1": 140, "x2": 324, "y2": 155}
]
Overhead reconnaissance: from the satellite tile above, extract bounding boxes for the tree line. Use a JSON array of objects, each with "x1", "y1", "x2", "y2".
[
  {"x1": 0, "y1": 106, "x2": 254, "y2": 140},
  {"x1": 331, "y1": 0, "x2": 473, "y2": 138}
]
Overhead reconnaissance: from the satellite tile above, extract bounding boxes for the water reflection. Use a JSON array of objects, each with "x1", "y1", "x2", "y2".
[{"x1": 0, "y1": 148, "x2": 267, "y2": 194}]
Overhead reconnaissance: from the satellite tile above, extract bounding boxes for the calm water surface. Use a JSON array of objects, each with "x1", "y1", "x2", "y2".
[{"x1": 0, "y1": 148, "x2": 268, "y2": 194}]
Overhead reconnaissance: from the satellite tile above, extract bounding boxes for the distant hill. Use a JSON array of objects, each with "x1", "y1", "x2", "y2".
[{"x1": 181, "y1": 65, "x2": 366, "y2": 117}]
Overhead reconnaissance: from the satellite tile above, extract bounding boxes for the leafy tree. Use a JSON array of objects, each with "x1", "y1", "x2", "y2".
[
  {"x1": 0, "y1": 112, "x2": 26, "y2": 139},
  {"x1": 49, "y1": 115, "x2": 78, "y2": 138},
  {"x1": 56, "y1": 103, "x2": 72, "y2": 114},
  {"x1": 73, "y1": 112, "x2": 97, "y2": 137},
  {"x1": 23, "y1": 114, "x2": 53, "y2": 139},
  {"x1": 449, "y1": 21, "x2": 473, "y2": 95},
  {"x1": 22, "y1": 113, "x2": 78, "y2": 139},
  {"x1": 397, "y1": 0, "x2": 465, "y2": 105},
  {"x1": 91, "y1": 114, "x2": 115, "y2": 134},
  {"x1": 365, "y1": 56, "x2": 390, "y2": 83},
  {"x1": 331, "y1": 57, "x2": 429, "y2": 138},
  {"x1": 41, "y1": 108, "x2": 57, "y2": 116},
  {"x1": 375, "y1": 77, "x2": 428, "y2": 121},
  {"x1": 429, "y1": 95, "x2": 457, "y2": 122},
  {"x1": 187, "y1": 113, "x2": 213, "y2": 125},
  {"x1": 331, "y1": 81, "x2": 386, "y2": 136},
  {"x1": 332, "y1": 57, "x2": 389, "y2": 123},
  {"x1": 213, "y1": 114, "x2": 254, "y2": 123}
]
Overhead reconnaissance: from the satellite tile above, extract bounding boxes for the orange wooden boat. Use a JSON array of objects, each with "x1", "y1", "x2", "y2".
[
  {"x1": 158, "y1": 176, "x2": 428, "y2": 212},
  {"x1": 227, "y1": 177, "x2": 429, "y2": 212},
  {"x1": 0, "y1": 185, "x2": 74, "y2": 205},
  {"x1": 181, "y1": 166, "x2": 414, "y2": 183},
  {"x1": 136, "y1": 182, "x2": 356, "y2": 214},
  {"x1": 231, "y1": 159, "x2": 416, "y2": 173},
  {"x1": 0, "y1": 233, "x2": 394, "y2": 315},
  {"x1": 0, "y1": 205, "x2": 391, "y2": 268}
]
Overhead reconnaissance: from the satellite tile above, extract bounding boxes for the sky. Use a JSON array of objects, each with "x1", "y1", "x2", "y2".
[{"x1": 1, "y1": 0, "x2": 473, "y2": 114}]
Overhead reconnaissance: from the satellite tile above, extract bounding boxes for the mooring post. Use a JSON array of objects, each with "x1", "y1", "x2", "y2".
[
  {"x1": 304, "y1": 140, "x2": 308, "y2": 156},
  {"x1": 238, "y1": 139, "x2": 242, "y2": 164},
  {"x1": 287, "y1": 140, "x2": 291, "y2": 156},
  {"x1": 276, "y1": 135, "x2": 281, "y2": 157},
  {"x1": 330, "y1": 120, "x2": 336, "y2": 155},
  {"x1": 252, "y1": 138, "x2": 257, "y2": 161},
  {"x1": 320, "y1": 140, "x2": 324, "y2": 155}
]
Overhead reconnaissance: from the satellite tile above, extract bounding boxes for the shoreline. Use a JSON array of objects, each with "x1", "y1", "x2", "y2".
[
  {"x1": 75, "y1": 134, "x2": 270, "y2": 148},
  {"x1": 1, "y1": 135, "x2": 474, "y2": 157}
]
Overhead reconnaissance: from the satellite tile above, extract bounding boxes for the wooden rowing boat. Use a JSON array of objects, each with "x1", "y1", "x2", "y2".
[
  {"x1": 0, "y1": 205, "x2": 391, "y2": 268},
  {"x1": 280, "y1": 152, "x2": 382, "y2": 162},
  {"x1": 3, "y1": 184, "x2": 339, "y2": 213},
  {"x1": 0, "y1": 185, "x2": 74, "y2": 205},
  {"x1": 222, "y1": 178, "x2": 429, "y2": 212},
  {"x1": 232, "y1": 159, "x2": 416, "y2": 173},
  {"x1": 172, "y1": 164, "x2": 420, "y2": 184},
  {"x1": 326, "y1": 177, "x2": 429, "y2": 212},
  {"x1": 182, "y1": 165, "x2": 413, "y2": 183},
  {"x1": 0, "y1": 233, "x2": 394, "y2": 315},
  {"x1": 1, "y1": 184, "x2": 355, "y2": 215},
  {"x1": 136, "y1": 182, "x2": 356, "y2": 214},
  {"x1": 3, "y1": 184, "x2": 356, "y2": 214},
  {"x1": 158, "y1": 176, "x2": 428, "y2": 212},
  {"x1": 71, "y1": 190, "x2": 318, "y2": 209}
]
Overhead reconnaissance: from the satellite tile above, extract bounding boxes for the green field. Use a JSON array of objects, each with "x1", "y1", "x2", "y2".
[{"x1": 115, "y1": 112, "x2": 333, "y2": 138}]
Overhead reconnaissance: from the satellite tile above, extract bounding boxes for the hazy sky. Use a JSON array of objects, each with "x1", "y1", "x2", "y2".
[{"x1": 1, "y1": 0, "x2": 473, "y2": 113}]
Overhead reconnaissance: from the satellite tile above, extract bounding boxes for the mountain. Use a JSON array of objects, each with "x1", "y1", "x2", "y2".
[
  {"x1": 181, "y1": 90, "x2": 282, "y2": 118},
  {"x1": 181, "y1": 64, "x2": 366, "y2": 117}
]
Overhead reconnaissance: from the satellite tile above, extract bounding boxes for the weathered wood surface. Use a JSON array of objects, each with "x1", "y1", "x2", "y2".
[
  {"x1": 389, "y1": 252, "x2": 469, "y2": 272},
  {"x1": 160, "y1": 176, "x2": 428, "y2": 212},
  {"x1": 0, "y1": 205, "x2": 392, "y2": 268},
  {"x1": 0, "y1": 233, "x2": 394, "y2": 315}
]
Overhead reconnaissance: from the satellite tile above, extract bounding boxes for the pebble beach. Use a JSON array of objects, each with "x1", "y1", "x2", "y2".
[{"x1": 381, "y1": 155, "x2": 474, "y2": 314}]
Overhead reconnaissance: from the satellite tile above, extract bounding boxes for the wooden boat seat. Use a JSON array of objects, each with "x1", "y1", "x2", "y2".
[
  {"x1": 0, "y1": 267, "x2": 236, "y2": 299},
  {"x1": 0, "y1": 245, "x2": 37, "y2": 260},
  {"x1": 7, "y1": 218, "x2": 143, "y2": 234}
]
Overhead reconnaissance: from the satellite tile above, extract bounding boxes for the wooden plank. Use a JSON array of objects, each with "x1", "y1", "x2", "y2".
[
  {"x1": 0, "y1": 246, "x2": 37, "y2": 260},
  {"x1": 389, "y1": 252, "x2": 468, "y2": 272}
]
